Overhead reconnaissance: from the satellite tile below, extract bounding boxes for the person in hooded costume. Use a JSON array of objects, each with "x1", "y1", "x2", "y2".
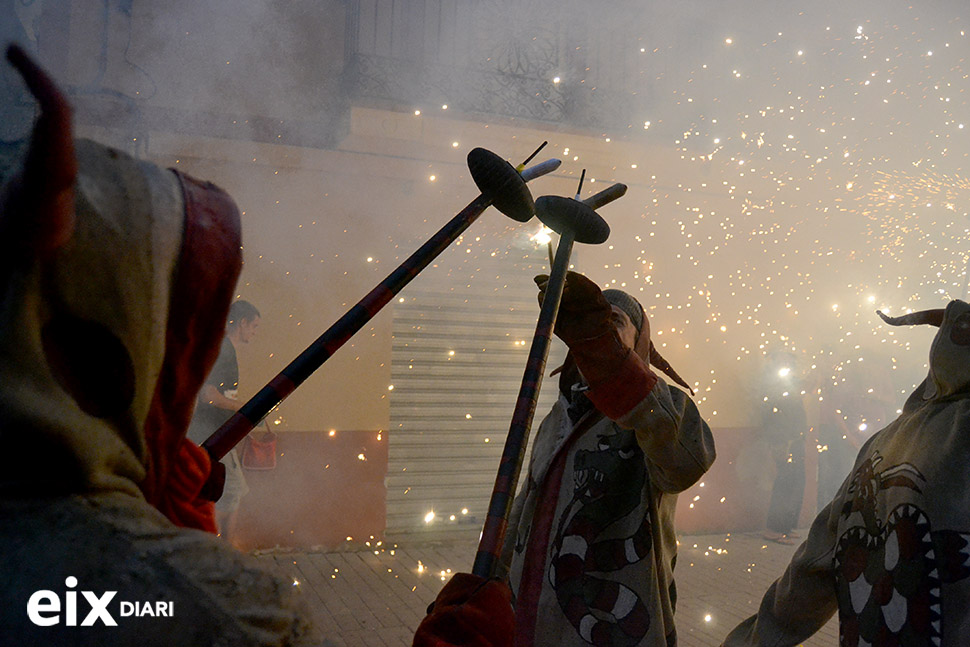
[
  {"x1": 495, "y1": 271, "x2": 715, "y2": 647},
  {"x1": 722, "y1": 303, "x2": 970, "y2": 647},
  {"x1": 0, "y1": 45, "x2": 312, "y2": 645}
]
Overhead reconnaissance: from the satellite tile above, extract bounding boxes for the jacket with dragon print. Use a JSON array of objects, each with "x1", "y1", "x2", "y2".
[
  {"x1": 500, "y1": 371, "x2": 715, "y2": 647},
  {"x1": 723, "y1": 299, "x2": 970, "y2": 647}
]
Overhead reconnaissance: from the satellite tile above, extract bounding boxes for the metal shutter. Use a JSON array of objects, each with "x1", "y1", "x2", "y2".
[{"x1": 386, "y1": 244, "x2": 566, "y2": 542}]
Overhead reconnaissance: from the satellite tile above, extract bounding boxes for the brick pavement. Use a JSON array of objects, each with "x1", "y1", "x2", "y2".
[{"x1": 255, "y1": 530, "x2": 838, "y2": 646}]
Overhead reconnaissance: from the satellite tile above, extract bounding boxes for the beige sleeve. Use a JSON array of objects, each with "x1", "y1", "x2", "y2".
[{"x1": 617, "y1": 379, "x2": 716, "y2": 494}]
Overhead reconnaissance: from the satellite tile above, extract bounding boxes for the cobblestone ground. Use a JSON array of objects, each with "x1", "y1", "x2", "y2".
[{"x1": 255, "y1": 529, "x2": 838, "y2": 647}]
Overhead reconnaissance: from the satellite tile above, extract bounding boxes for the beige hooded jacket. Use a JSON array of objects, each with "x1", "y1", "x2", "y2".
[
  {"x1": 0, "y1": 47, "x2": 312, "y2": 646},
  {"x1": 723, "y1": 300, "x2": 970, "y2": 647}
]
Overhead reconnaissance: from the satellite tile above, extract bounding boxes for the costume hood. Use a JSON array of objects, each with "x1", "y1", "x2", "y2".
[
  {"x1": 604, "y1": 288, "x2": 694, "y2": 395},
  {"x1": 878, "y1": 300, "x2": 970, "y2": 402},
  {"x1": 0, "y1": 47, "x2": 241, "y2": 531},
  {"x1": 557, "y1": 289, "x2": 694, "y2": 396}
]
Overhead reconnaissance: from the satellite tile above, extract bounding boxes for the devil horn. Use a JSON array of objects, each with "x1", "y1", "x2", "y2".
[
  {"x1": 876, "y1": 309, "x2": 944, "y2": 327},
  {"x1": 3, "y1": 44, "x2": 77, "y2": 254}
]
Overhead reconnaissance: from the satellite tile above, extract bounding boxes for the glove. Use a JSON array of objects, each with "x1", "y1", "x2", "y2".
[
  {"x1": 412, "y1": 573, "x2": 514, "y2": 647},
  {"x1": 535, "y1": 272, "x2": 657, "y2": 418},
  {"x1": 534, "y1": 271, "x2": 613, "y2": 345}
]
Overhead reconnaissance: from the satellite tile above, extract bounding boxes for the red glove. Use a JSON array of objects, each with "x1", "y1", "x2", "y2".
[
  {"x1": 535, "y1": 272, "x2": 657, "y2": 418},
  {"x1": 535, "y1": 271, "x2": 612, "y2": 345},
  {"x1": 412, "y1": 573, "x2": 514, "y2": 647}
]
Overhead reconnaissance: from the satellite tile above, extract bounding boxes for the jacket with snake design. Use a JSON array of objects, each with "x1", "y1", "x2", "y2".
[
  {"x1": 501, "y1": 374, "x2": 715, "y2": 647},
  {"x1": 723, "y1": 299, "x2": 970, "y2": 647}
]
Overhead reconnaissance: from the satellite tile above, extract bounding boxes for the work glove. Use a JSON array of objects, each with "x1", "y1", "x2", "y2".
[
  {"x1": 413, "y1": 573, "x2": 514, "y2": 647},
  {"x1": 534, "y1": 271, "x2": 615, "y2": 344},
  {"x1": 535, "y1": 271, "x2": 657, "y2": 418}
]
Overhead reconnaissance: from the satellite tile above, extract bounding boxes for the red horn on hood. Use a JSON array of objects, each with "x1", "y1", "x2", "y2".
[
  {"x1": 3, "y1": 44, "x2": 77, "y2": 256},
  {"x1": 876, "y1": 308, "x2": 945, "y2": 327}
]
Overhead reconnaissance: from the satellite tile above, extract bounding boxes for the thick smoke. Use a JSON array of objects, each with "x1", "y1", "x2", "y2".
[{"x1": 3, "y1": 0, "x2": 967, "y2": 544}]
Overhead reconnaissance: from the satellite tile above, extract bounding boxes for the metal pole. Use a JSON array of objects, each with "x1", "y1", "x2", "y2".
[{"x1": 471, "y1": 182, "x2": 624, "y2": 578}]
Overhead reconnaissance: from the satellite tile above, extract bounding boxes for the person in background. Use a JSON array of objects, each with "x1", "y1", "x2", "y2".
[
  {"x1": 815, "y1": 354, "x2": 897, "y2": 509},
  {"x1": 758, "y1": 351, "x2": 808, "y2": 545},
  {"x1": 187, "y1": 299, "x2": 260, "y2": 542},
  {"x1": 497, "y1": 271, "x2": 715, "y2": 647}
]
